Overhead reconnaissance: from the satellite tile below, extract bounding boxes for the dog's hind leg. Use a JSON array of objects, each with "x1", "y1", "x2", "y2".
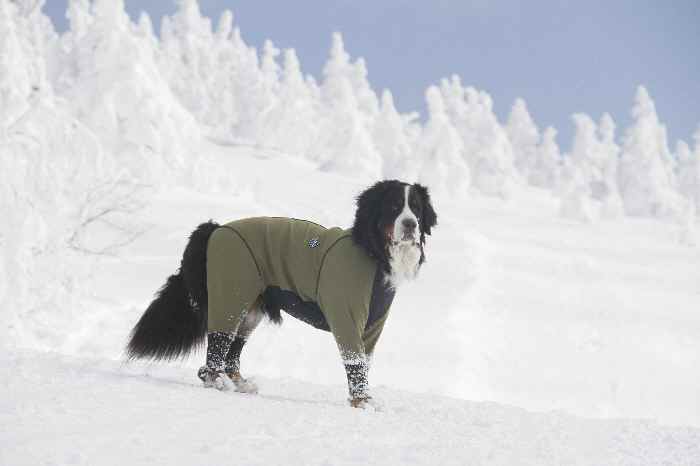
[
  {"x1": 199, "y1": 226, "x2": 264, "y2": 391},
  {"x1": 224, "y1": 298, "x2": 264, "y2": 394},
  {"x1": 197, "y1": 331, "x2": 235, "y2": 390},
  {"x1": 197, "y1": 303, "x2": 262, "y2": 391}
]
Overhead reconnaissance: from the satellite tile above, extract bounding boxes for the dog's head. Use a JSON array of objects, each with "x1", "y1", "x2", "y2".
[{"x1": 352, "y1": 180, "x2": 437, "y2": 272}]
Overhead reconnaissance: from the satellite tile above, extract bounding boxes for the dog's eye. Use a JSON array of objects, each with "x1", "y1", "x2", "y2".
[{"x1": 393, "y1": 203, "x2": 401, "y2": 211}]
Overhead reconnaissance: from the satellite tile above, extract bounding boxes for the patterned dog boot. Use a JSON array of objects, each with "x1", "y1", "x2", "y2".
[{"x1": 198, "y1": 332, "x2": 234, "y2": 390}]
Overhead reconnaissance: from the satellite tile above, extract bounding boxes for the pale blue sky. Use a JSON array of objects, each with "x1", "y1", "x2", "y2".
[{"x1": 43, "y1": 0, "x2": 700, "y2": 150}]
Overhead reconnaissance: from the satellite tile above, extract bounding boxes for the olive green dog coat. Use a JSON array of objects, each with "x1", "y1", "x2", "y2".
[{"x1": 206, "y1": 217, "x2": 395, "y2": 360}]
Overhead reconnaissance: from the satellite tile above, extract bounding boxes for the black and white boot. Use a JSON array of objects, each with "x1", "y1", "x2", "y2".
[
  {"x1": 224, "y1": 336, "x2": 258, "y2": 394},
  {"x1": 197, "y1": 332, "x2": 233, "y2": 390}
]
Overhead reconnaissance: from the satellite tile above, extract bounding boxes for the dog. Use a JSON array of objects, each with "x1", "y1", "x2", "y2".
[{"x1": 126, "y1": 180, "x2": 437, "y2": 407}]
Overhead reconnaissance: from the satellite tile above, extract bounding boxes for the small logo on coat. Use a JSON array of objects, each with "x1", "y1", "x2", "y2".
[{"x1": 308, "y1": 237, "x2": 320, "y2": 248}]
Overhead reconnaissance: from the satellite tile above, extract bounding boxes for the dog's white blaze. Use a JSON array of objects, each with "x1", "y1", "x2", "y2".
[
  {"x1": 387, "y1": 185, "x2": 422, "y2": 289},
  {"x1": 393, "y1": 185, "x2": 419, "y2": 242}
]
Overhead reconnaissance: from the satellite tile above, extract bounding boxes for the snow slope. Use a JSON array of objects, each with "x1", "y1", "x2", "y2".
[
  {"x1": 2, "y1": 350, "x2": 699, "y2": 466},
  {"x1": 3, "y1": 140, "x2": 700, "y2": 464}
]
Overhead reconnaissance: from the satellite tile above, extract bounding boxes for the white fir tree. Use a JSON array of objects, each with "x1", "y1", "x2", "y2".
[
  {"x1": 558, "y1": 157, "x2": 595, "y2": 222},
  {"x1": 439, "y1": 75, "x2": 517, "y2": 198},
  {"x1": 617, "y1": 86, "x2": 684, "y2": 217},
  {"x1": 373, "y1": 89, "x2": 415, "y2": 180},
  {"x1": 506, "y1": 98, "x2": 540, "y2": 182},
  {"x1": 159, "y1": 0, "x2": 214, "y2": 126},
  {"x1": 569, "y1": 113, "x2": 599, "y2": 186},
  {"x1": 0, "y1": 0, "x2": 34, "y2": 128},
  {"x1": 260, "y1": 48, "x2": 319, "y2": 156},
  {"x1": 66, "y1": 0, "x2": 91, "y2": 39},
  {"x1": 417, "y1": 85, "x2": 470, "y2": 198},
  {"x1": 349, "y1": 56, "x2": 380, "y2": 123},
  {"x1": 598, "y1": 113, "x2": 624, "y2": 217},
  {"x1": 58, "y1": 0, "x2": 201, "y2": 183},
  {"x1": 530, "y1": 126, "x2": 561, "y2": 189},
  {"x1": 250, "y1": 39, "x2": 282, "y2": 143},
  {"x1": 677, "y1": 127, "x2": 700, "y2": 212},
  {"x1": 316, "y1": 33, "x2": 381, "y2": 180}
]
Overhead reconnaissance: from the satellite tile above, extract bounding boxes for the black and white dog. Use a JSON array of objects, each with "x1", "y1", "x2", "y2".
[{"x1": 126, "y1": 180, "x2": 437, "y2": 407}]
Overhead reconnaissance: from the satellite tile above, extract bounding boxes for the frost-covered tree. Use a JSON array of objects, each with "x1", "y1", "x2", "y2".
[
  {"x1": 597, "y1": 114, "x2": 624, "y2": 217},
  {"x1": 373, "y1": 90, "x2": 416, "y2": 180},
  {"x1": 558, "y1": 157, "x2": 595, "y2": 222},
  {"x1": 159, "y1": 0, "x2": 215, "y2": 125},
  {"x1": 677, "y1": 127, "x2": 700, "y2": 211},
  {"x1": 618, "y1": 86, "x2": 684, "y2": 217},
  {"x1": 563, "y1": 113, "x2": 623, "y2": 218},
  {"x1": 57, "y1": 0, "x2": 200, "y2": 183},
  {"x1": 258, "y1": 48, "x2": 319, "y2": 156},
  {"x1": 348, "y1": 56, "x2": 380, "y2": 123},
  {"x1": 529, "y1": 126, "x2": 561, "y2": 189},
  {"x1": 316, "y1": 33, "x2": 381, "y2": 180},
  {"x1": 0, "y1": 0, "x2": 52, "y2": 127},
  {"x1": 201, "y1": 10, "x2": 264, "y2": 140},
  {"x1": 506, "y1": 98, "x2": 540, "y2": 182},
  {"x1": 569, "y1": 113, "x2": 599, "y2": 185},
  {"x1": 416, "y1": 85, "x2": 470, "y2": 198},
  {"x1": 66, "y1": 0, "x2": 91, "y2": 38},
  {"x1": 439, "y1": 75, "x2": 517, "y2": 197},
  {"x1": 249, "y1": 40, "x2": 283, "y2": 143},
  {"x1": 0, "y1": 2, "x2": 144, "y2": 350}
]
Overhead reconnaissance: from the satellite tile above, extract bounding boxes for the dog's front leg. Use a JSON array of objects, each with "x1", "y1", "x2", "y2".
[{"x1": 342, "y1": 352, "x2": 372, "y2": 408}]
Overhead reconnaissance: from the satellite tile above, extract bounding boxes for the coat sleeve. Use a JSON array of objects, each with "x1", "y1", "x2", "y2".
[
  {"x1": 362, "y1": 311, "x2": 390, "y2": 358},
  {"x1": 317, "y1": 239, "x2": 376, "y2": 398}
]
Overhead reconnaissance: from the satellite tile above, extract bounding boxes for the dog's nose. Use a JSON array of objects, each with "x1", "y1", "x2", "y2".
[{"x1": 402, "y1": 218, "x2": 417, "y2": 231}]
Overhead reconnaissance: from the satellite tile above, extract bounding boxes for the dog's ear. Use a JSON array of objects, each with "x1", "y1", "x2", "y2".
[
  {"x1": 352, "y1": 180, "x2": 395, "y2": 261},
  {"x1": 413, "y1": 183, "x2": 437, "y2": 237}
]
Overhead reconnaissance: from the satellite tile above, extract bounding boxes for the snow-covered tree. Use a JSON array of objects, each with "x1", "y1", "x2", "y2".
[
  {"x1": 569, "y1": 113, "x2": 599, "y2": 185},
  {"x1": 257, "y1": 48, "x2": 319, "y2": 156},
  {"x1": 439, "y1": 75, "x2": 517, "y2": 197},
  {"x1": 617, "y1": 86, "x2": 684, "y2": 218},
  {"x1": 0, "y1": 0, "x2": 49, "y2": 128},
  {"x1": 416, "y1": 85, "x2": 470, "y2": 198},
  {"x1": 316, "y1": 33, "x2": 381, "y2": 180},
  {"x1": 373, "y1": 90, "x2": 416, "y2": 180},
  {"x1": 677, "y1": 127, "x2": 700, "y2": 211},
  {"x1": 348, "y1": 56, "x2": 380, "y2": 123},
  {"x1": 530, "y1": 126, "x2": 561, "y2": 189},
  {"x1": 566, "y1": 113, "x2": 623, "y2": 217},
  {"x1": 0, "y1": 2, "x2": 146, "y2": 350},
  {"x1": 56, "y1": 0, "x2": 201, "y2": 183},
  {"x1": 558, "y1": 157, "x2": 595, "y2": 222},
  {"x1": 159, "y1": 0, "x2": 215, "y2": 125},
  {"x1": 506, "y1": 98, "x2": 540, "y2": 182},
  {"x1": 597, "y1": 114, "x2": 624, "y2": 217}
]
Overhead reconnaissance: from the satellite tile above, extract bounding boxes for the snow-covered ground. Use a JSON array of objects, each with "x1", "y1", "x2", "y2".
[
  {"x1": 3, "y1": 142, "x2": 698, "y2": 465},
  {"x1": 3, "y1": 350, "x2": 699, "y2": 466}
]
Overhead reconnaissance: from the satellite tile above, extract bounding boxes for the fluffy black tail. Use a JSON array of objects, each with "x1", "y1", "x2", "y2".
[{"x1": 126, "y1": 221, "x2": 220, "y2": 361}]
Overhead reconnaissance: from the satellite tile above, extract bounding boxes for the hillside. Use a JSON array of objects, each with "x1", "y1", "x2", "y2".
[
  {"x1": 3, "y1": 349, "x2": 699, "y2": 466},
  {"x1": 2, "y1": 138, "x2": 699, "y2": 464}
]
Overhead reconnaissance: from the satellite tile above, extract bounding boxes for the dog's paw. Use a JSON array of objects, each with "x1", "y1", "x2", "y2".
[
  {"x1": 226, "y1": 372, "x2": 259, "y2": 394},
  {"x1": 232, "y1": 377, "x2": 259, "y2": 394},
  {"x1": 198, "y1": 367, "x2": 227, "y2": 391},
  {"x1": 349, "y1": 396, "x2": 382, "y2": 411},
  {"x1": 365, "y1": 397, "x2": 384, "y2": 412},
  {"x1": 203, "y1": 374, "x2": 227, "y2": 391}
]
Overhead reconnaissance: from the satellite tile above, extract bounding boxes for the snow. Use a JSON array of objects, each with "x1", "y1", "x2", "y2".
[
  {"x1": 3, "y1": 350, "x2": 699, "y2": 466},
  {"x1": 8, "y1": 141, "x2": 700, "y2": 423},
  {"x1": 2, "y1": 2, "x2": 700, "y2": 464}
]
